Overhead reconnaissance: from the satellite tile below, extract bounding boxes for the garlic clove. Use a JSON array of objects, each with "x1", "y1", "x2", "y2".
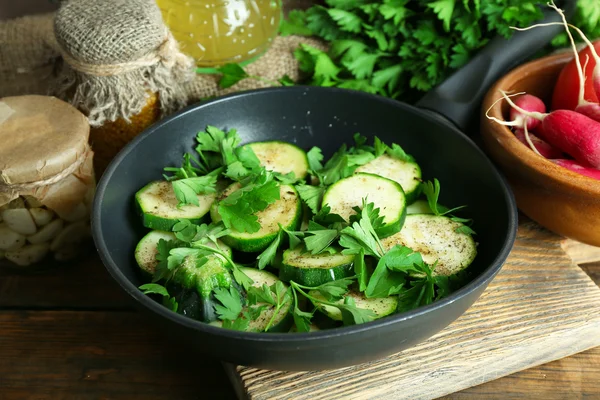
[
  {"x1": 5, "y1": 243, "x2": 50, "y2": 267},
  {"x1": 0, "y1": 224, "x2": 26, "y2": 251},
  {"x1": 23, "y1": 195, "x2": 43, "y2": 208},
  {"x1": 29, "y1": 208, "x2": 55, "y2": 227},
  {"x1": 1, "y1": 208, "x2": 38, "y2": 235},
  {"x1": 27, "y1": 219, "x2": 64, "y2": 244},
  {"x1": 50, "y1": 221, "x2": 90, "y2": 252}
]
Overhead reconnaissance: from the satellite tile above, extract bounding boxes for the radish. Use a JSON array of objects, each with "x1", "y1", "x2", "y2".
[
  {"x1": 495, "y1": 90, "x2": 600, "y2": 168},
  {"x1": 511, "y1": 2, "x2": 600, "y2": 122},
  {"x1": 509, "y1": 94, "x2": 546, "y2": 131},
  {"x1": 514, "y1": 128, "x2": 563, "y2": 159},
  {"x1": 551, "y1": 159, "x2": 600, "y2": 181}
]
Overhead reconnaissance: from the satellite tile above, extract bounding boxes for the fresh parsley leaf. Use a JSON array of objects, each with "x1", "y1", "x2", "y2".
[
  {"x1": 365, "y1": 257, "x2": 405, "y2": 298},
  {"x1": 279, "y1": 10, "x2": 313, "y2": 36},
  {"x1": 313, "y1": 205, "x2": 346, "y2": 226},
  {"x1": 217, "y1": 63, "x2": 249, "y2": 89},
  {"x1": 232, "y1": 268, "x2": 254, "y2": 291},
  {"x1": 153, "y1": 239, "x2": 184, "y2": 282},
  {"x1": 339, "y1": 199, "x2": 384, "y2": 258},
  {"x1": 256, "y1": 229, "x2": 283, "y2": 269},
  {"x1": 222, "y1": 315, "x2": 250, "y2": 331},
  {"x1": 384, "y1": 245, "x2": 426, "y2": 275},
  {"x1": 373, "y1": 137, "x2": 388, "y2": 157},
  {"x1": 273, "y1": 171, "x2": 299, "y2": 185},
  {"x1": 139, "y1": 283, "x2": 179, "y2": 312},
  {"x1": 315, "y1": 278, "x2": 353, "y2": 301},
  {"x1": 213, "y1": 286, "x2": 244, "y2": 321},
  {"x1": 296, "y1": 184, "x2": 325, "y2": 215},
  {"x1": 139, "y1": 283, "x2": 170, "y2": 297},
  {"x1": 348, "y1": 201, "x2": 385, "y2": 231},
  {"x1": 307, "y1": 146, "x2": 324, "y2": 173},
  {"x1": 455, "y1": 224, "x2": 476, "y2": 235},
  {"x1": 172, "y1": 219, "x2": 201, "y2": 242},
  {"x1": 247, "y1": 284, "x2": 277, "y2": 306},
  {"x1": 304, "y1": 228, "x2": 340, "y2": 255},
  {"x1": 385, "y1": 143, "x2": 415, "y2": 163},
  {"x1": 171, "y1": 175, "x2": 217, "y2": 207},
  {"x1": 339, "y1": 296, "x2": 377, "y2": 325},
  {"x1": 283, "y1": 226, "x2": 304, "y2": 249},
  {"x1": 218, "y1": 173, "x2": 281, "y2": 233},
  {"x1": 292, "y1": 308, "x2": 313, "y2": 333},
  {"x1": 354, "y1": 249, "x2": 368, "y2": 292},
  {"x1": 278, "y1": 75, "x2": 296, "y2": 86},
  {"x1": 328, "y1": 9, "x2": 363, "y2": 33}
]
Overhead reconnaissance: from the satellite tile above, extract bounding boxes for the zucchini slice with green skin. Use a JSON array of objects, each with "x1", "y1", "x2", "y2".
[
  {"x1": 309, "y1": 289, "x2": 398, "y2": 321},
  {"x1": 279, "y1": 247, "x2": 354, "y2": 287},
  {"x1": 134, "y1": 230, "x2": 176, "y2": 276},
  {"x1": 210, "y1": 183, "x2": 302, "y2": 253},
  {"x1": 381, "y1": 214, "x2": 477, "y2": 277},
  {"x1": 406, "y1": 199, "x2": 433, "y2": 215},
  {"x1": 210, "y1": 267, "x2": 293, "y2": 332},
  {"x1": 245, "y1": 141, "x2": 309, "y2": 180},
  {"x1": 135, "y1": 180, "x2": 216, "y2": 231},
  {"x1": 321, "y1": 173, "x2": 407, "y2": 238},
  {"x1": 355, "y1": 154, "x2": 422, "y2": 204}
]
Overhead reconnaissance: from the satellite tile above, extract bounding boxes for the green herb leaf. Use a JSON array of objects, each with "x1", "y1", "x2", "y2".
[
  {"x1": 354, "y1": 249, "x2": 368, "y2": 292},
  {"x1": 217, "y1": 63, "x2": 249, "y2": 89},
  {"x1": 384, "y1": 245, "x2": 426, "y2": 274},
  {"x1": 153, "y1": 238, "x2": 183, "y2": 282},
  {"x1": 385, "y1": 143, "x2": 414, "y2": 163},
  {"x1": 247, "y1": 284, "x2": 277, "y2": 306},
  {"x1": 364, "y1": 257, "x2": 405, "y2": 298},
  {"x1": 292, "y1": 307, "x2": 314, "y2": 332},
  {"x1": 139, "y1": 283, "x2": 170, "y2": 297},
  {"x1": 279, "y1": 10, "x2": 313, "y2": 37},
  {"x1": 339, "y1": 199, "x2": 384, "y2": 258},
  {"x1": 304, "y1": 228, "x2": 340, "y2": 254},
  {"x1": 328, "y1": 9, "x2": 363, "y2": 33},
  {"x1": 316, "y1": 278, "x2": 352, "y2": 301},
  {"x1": 339, "y1": 296, "x2": 377, "y2": 325},
  {"x1": 218, "y1": 173, "x2": 281, "y2": 233},
  {"x1": 213, "y1": 286, "x2": 244, "y2": 321},
  {"x1": 296, "y1": 184, "x2": 325, "y2": 215},
  {"x1": 307, "y1": 146, "x2": 324, "y2": 173},
  {"x1": 256, "y1": 229, "x2": 283, "y2": 270},
  {"x1": 171, "y1": 175, "x2": 217, "y2": 207}
]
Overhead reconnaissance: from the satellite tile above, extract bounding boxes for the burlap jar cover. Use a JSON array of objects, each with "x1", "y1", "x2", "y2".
[{"x1": 0, "y1": 95, "x2": 96, "y2": 267}]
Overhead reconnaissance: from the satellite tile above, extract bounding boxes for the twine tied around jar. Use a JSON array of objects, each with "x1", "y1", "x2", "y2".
[{"x1": 51, "y1": 0, "x2": 196, "y2": 127}]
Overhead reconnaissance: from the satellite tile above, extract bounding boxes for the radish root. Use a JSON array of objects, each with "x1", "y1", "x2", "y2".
[
  {"x1": 523, "y1": 123, "x2": 543, "y2": 157},
  {"x1": 485, "y1": 91, "x2": 527, "y2": 126},
  {"x1": 499, "y1": 90, "x2": 546, "y2": 121}
]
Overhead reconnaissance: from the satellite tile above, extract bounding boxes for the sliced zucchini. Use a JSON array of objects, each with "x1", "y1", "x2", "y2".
[
  {"x1": 280, "y1": 246, "x2": 354, "y2": 287},
  {"x1": 211, "y1": 267, "x2": 293, "y2": 332},
  {"x1": 210, "y1": 183, "x2": 302, "y2": 253},
  {"x1": 170, "y1": 241, "x2": 235, "y2": 322},
  {"x1": 135, "y1": 180, "x2": 217, "y2": 231},
  {"x1": 309, "y1": 289, "x2": 398, "y2": 321},
  {"x1": 406, "y1": 199, "x2": 433, "y2": 215},
  {"x1": 355, "y1": 154, "x2": 422, "y2": 204},
  {"x1": 134, "y1": 230, "x2": 177, "y2": 275},
  {"x1": 381, "y1": 214, "x2": 477, "y2": 277},
  {"x1": 321, "y1": 173, "x2": 407, "y2": 238},
  {"x1": 245, "y1": 141, "x2": 309, "y2": 180}
]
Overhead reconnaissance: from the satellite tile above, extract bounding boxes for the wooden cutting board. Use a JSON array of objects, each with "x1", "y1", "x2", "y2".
[{"x1": 225, "y1": 220, "x2": 600, "y2": 400}]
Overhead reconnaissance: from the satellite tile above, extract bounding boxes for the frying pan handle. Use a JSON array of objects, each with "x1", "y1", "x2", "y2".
[{"x1": 415, "y1": 0, "x2": 576, "y2": 133}]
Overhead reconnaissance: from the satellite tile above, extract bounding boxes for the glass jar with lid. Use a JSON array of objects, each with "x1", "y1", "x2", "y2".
[
  {"x1": 156, "y1": 0, "x2": 282, "y2": 69},
  {"x1": 0, "y1": 95, "x2": 96, "y2": 271}
]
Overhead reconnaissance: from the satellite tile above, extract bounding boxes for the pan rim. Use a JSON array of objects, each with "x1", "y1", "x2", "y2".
[{"x1": 92, "y1": 85, "x2": 518, "y2": 343}]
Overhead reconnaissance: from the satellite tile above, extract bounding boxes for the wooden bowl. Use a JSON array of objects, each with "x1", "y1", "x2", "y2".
[{"x1": 481, "y1": 51, "x2": 600, "y2": 247}]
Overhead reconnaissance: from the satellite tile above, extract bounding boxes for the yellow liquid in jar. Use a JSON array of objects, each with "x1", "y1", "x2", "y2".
[{"x1": 156, "y1": 0, "x2": 281, "y2": 68}]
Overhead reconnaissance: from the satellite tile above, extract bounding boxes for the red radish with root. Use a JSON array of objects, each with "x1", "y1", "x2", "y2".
[
  {"x1": 551, "y1": 159, "x2": 600, "y2": 180},
  {"x1": 485, "y1": 91, "x2": 550, "y2": 156},
  {"x1": 512, "y1": 2, "x2": 600, "y2": 122},
  {"x1": 514, "y1": 129, "x2": 563, "y2": 159},
  {"x1": 495, "y1": 90, "x2": 600, "y2": 168}
]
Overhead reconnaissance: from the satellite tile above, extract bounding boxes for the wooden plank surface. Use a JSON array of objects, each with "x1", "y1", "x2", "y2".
[
  {"x1": 0, "y1": 310, "x2": 237, "y2": 400},
  {"x1": 561, "y1": 239, "x2": 600, "y2": 265},
  {"x1": 229, "y1": 221, "x2": 600, "y2": 400}
]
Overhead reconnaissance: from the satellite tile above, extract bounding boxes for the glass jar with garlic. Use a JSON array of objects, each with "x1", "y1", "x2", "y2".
[{"x1": 0, "y1": 95, "x2": 95, "y2": 270}]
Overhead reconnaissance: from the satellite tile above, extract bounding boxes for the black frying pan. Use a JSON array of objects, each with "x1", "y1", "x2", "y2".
[{"x1": 92, "y1": 4, "x2": 572, "y2": 371}]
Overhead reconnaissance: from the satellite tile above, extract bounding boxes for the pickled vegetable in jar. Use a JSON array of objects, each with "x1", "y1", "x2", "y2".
[
  {"x1": 0, "y1": 95, "x2": 96, "y2": 271},
  {"x1": 156, "y1": 0, "x2": 282, "y2": 68}
]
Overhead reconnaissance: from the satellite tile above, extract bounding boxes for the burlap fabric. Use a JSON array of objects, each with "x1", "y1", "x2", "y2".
[{"x1": 0, "y1": 0, "x2": 327, "y2": 116}]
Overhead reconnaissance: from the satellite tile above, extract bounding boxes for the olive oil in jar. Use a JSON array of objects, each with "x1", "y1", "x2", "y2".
[{"x1": 156, "y1": 0, "x2": 281, "y2": 68}]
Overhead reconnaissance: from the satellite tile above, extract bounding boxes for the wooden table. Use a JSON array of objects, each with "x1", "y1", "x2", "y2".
[{"x1": 1, "y1": 223, "x2": 599, "y2": 400}]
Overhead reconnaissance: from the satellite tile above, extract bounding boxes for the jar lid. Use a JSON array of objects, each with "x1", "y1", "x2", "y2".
[{"x1": 0, "y1": 95, "x2": 90, "y2": 185}]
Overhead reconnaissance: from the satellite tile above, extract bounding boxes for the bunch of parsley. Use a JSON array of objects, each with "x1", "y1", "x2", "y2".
[{"x1": 278, "y1": 0, "x2": 600, "y2": 101}]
